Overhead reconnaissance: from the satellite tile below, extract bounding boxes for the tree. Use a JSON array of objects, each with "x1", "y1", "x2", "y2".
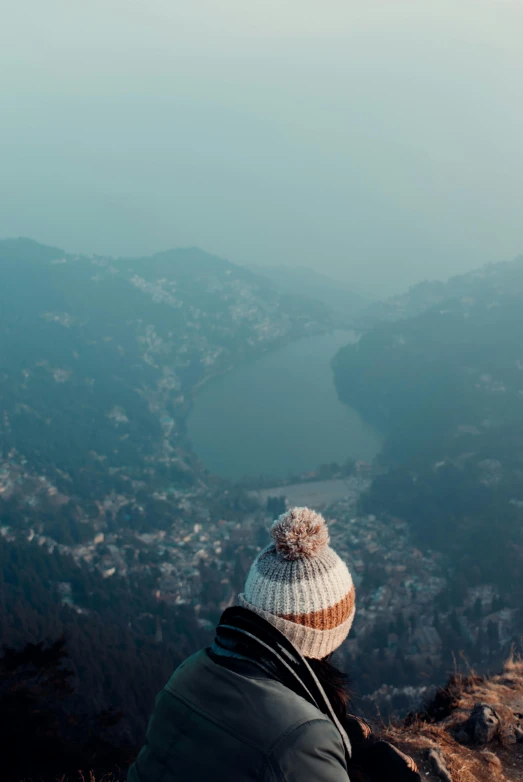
[
  {"x1": 487, "y1": 620, "x2": 499, "y2": 654},
  {"x1": 395, "y1": 613, "x2": 407, "y2": 638},
  {"x1": 472, "y1": 597, "x2": 483, "y2": 621},
  {"x1": 449, "y1": 610, "x2": 461, "y2": 637}
]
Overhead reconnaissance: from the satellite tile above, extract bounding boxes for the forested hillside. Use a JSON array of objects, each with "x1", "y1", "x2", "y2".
[
  {"x1": 333, "y1": 255, "x2": 523, "y2": 598},
  {"x1": 0, "y1": 535, "x2": 207, "y2": 780}
]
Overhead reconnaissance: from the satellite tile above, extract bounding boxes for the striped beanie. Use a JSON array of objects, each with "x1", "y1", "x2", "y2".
[{"x1": 238, "y1": 507, "x2": 356, "y2": 659}]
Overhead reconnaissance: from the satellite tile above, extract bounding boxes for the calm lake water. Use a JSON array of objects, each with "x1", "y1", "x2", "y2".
[{"x1": 187, "y1": 331, "x2": 383, "y2": 481}]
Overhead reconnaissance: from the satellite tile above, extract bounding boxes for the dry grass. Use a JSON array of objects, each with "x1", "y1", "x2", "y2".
[{"x1": 383, "y1": 655, "x2": 523, "y2": 782}]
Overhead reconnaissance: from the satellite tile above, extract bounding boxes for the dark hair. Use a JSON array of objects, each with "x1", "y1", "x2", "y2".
[{"x1": 307, "y1": 654, "x2": 351, "y2": 721}]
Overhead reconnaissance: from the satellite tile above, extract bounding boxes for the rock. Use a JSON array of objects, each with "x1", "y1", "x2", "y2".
[
  {"x1": 427, "y1": 747, "x2": 453, "y2": 782},
  {"x1": 464, "y1": 702, "x2": 500, "y2": 744},
  {"x1": 454, "y1": 728, "x2": 471, "y2": 745}
]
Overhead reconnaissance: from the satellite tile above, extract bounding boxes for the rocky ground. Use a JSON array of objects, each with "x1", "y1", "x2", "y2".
[{"x1": 386, "y1": 656, "x2": 523, "y2": 782}]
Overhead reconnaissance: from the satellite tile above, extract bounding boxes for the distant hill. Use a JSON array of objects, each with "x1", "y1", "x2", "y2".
[
  {"x1": 247, "y1": 264, "x2": 371, "y2": 323},
  {"x1": 357, "y1": 254, "x2": 523, "y2": 328},
  {"x1": 333, "y1": 253, "x2": 523, "y2": 449}
]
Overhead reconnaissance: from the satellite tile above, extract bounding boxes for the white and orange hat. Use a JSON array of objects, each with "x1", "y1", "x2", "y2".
[{"x1": 238, "y1": 507, "x2": 356, "y2": 659}]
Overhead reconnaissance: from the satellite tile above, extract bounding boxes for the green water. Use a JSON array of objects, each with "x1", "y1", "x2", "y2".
[{"x1": 187, "y1": 331, "x2": 383, "y2": 480}]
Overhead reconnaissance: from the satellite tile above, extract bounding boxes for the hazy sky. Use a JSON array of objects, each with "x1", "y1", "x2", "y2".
[{"x1": 1, "y1": 0, "x2": 522, "y2": 295}]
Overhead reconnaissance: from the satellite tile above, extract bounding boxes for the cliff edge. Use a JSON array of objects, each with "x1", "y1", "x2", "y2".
[{"x1": 384, "y1": 656, "x2": 523, "y2": 781}]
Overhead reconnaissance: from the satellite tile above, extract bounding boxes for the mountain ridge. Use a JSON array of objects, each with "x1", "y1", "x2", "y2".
[{"x1": 356, "y1": 253, "x2": 523, "y2": 328}]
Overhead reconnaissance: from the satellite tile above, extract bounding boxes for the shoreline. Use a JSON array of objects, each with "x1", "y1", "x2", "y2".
[
  {"x1": 250, "y1": 475, "x2": 372, "y2": 511},
  {"x1": 183, "y1": 328, "x2": 381, "y2": 484},
  {"x1": 180, "y1": 325, "x2": 358, "y2": 434}
]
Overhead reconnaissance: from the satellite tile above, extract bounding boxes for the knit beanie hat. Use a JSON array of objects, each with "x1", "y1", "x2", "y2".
[{"x1": 238, "y1": 507, "x2": 356, "y2": 659}]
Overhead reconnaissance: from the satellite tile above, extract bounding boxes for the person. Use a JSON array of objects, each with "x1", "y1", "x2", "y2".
[{"x1": 128, "y1": 507, "x2": 420, "y2": 781}]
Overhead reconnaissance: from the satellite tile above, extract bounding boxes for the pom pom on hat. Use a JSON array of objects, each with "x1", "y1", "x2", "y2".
[{"x1": 270, "y1": 507, "x2": 330, "y2": 561}]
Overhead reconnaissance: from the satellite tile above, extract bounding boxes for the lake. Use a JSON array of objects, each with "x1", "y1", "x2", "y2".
[{"x1": 187, "y1": 331, "x2": 383, "y2": 481}]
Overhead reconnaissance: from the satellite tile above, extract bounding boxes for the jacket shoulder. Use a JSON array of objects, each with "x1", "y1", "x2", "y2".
[{"x1": 168, "y1": 649, "x2": 338, "y2": 754}]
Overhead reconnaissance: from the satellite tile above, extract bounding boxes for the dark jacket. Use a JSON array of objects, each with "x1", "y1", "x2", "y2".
[{"x1": 128, "y1": 607, "x2": 419, "y2": 782}]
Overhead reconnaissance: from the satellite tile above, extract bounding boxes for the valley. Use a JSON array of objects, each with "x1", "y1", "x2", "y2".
[{"x1": 2, "y1": 238, "x2": 523, "y2": 772}]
